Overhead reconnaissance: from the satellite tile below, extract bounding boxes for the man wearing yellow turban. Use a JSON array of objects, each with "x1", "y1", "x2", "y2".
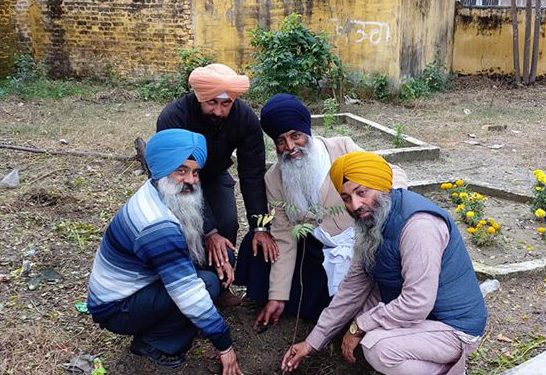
[
  {"x1": 156, "y1": 64, "x2": 278, "y2": 307},
  {"x1": 282, "y1": 151, "x2": 487, "y2": 375}
]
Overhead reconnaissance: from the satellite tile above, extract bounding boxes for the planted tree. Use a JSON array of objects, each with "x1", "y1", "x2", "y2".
[{"x1": 248, "y1": 13, "x2": 343, "y2": 100}]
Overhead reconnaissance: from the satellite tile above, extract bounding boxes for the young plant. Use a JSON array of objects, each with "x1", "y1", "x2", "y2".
[
  {"x1": 393, "y1": 123, "x2": 406, "y2": 148},
  {"x1": 531, "y1": 169, "x2": 546, "y2": 213},
  {"x1": 322, "y1": 98, "x2": 339, "y2": 131},
  {"x1": 467, "y1": 218, "x2": 501, "y2": 247}
]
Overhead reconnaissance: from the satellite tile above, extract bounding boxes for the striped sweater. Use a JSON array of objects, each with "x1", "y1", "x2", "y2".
[{"x1": 87, "y1": 180, "x2": 231, "y2": 350}]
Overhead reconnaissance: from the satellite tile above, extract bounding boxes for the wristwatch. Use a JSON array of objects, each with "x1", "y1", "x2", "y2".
[{"x1": 349, "y1": 321, "x2": 364, "y2": 337}]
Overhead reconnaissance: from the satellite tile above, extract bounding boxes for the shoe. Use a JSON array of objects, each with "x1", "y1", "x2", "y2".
[
  {"x1": 129, "y1": 339, "x2": 185, "y2": 368},
  {"x1": 216, "y1": 289, "x2": 242, "y2": 308}
]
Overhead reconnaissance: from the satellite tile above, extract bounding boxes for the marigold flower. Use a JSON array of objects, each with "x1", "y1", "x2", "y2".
[
  {"x1": 537, "y1": 227, "x2": 546, "y2": 234},
  {"x1": 492, "y1": 222, "x2": 501, "y2": 230},
  {"x1": 535, "y1": 186, "x2": 544, "y2": 192},
  {"x1": 487, "y1": 226, "x2": 496, "y2": 234},
  {"x1": 476, "y1": 222, "x2": 483, "y2": 229},
  {"x1": 440, "y1": 183, "x2": 450, "y2": 190},
  {"x1": 456, "y1": 204, "x2": 465, "y2": 213},
  {"x1": 466, "y1": 211, "x2": 475, "y2": 218},
  {"x1": 452, "y1": 192, "x2": 459, "y2": 198},
  {"x1": 535, "y1": 208, "x2": 546, "y2": 219},
  {"x1": 459, "y1": 192, "x2": 469, "y2": 200},
  {"x1": 455, "y1": 179, "x2": 464, "y2": 186},
  {"x1": 479, "y1": 219, "x2": 487, "y2": 225},
  {"x1": 467, "y1": 227, "x2": 477, "y2": 234}
]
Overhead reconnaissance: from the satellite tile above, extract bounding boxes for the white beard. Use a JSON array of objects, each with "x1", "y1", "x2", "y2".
[
  {"x1": 157, "y1": 176, "x2": 206, "y2": 265},
  {"x1": 353, "y1": 192, "x2": 392, "y2": 275},
  {"x1": 278, "y1": 137, "x2": 324, "y2": 223}
]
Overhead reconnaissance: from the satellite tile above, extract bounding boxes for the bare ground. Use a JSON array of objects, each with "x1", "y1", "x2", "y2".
[{"x1": 0, "y1": 76, "x2": 545, "y2": 375}]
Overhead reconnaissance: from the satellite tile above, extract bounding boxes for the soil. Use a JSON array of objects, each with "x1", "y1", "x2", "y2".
[{"x1": 0, "y1": 76, "x2": 545, "y2": 375}]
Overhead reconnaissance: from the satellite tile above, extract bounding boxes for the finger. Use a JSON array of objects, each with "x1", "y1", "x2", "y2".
[
  {"x1": 215, "y1": 266, "x2": 224, "y2": 280},
  {"x1": 222, "y1": 247, "x2": 230, "y2": 263},
  {"x1": 254, "y1": 311, "x2": 265, "y2": 328},
  {"x1": 208, "y1": 249, "x2": 213, "y2": 266},
  {"x1": 281, "y1": 350, "x2": 293, "y2": 370},
  {"x1": 251, "y1": 238, "x2": 258, "y2": 257},
  {"x1": 213, "y1": 247, "x2": 224, "y2": 267}
]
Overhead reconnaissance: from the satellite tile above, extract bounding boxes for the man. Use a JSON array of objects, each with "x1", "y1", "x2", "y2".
[
  {"x1": 156, "y1": 63, "x2": 277, "y2": 280},
  {"x1": 87, "y1": 129, "x2": 242, "y2": 374},
  {"x1": 281, "y1": 151, "x2": 487, "y2": 375},
  {"x1": 235, "y1": 94, "x2": 408, "y2": 325}
]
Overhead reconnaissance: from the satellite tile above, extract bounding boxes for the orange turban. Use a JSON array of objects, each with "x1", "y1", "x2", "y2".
[
  {"x1": 329, "y1": 151, "x2": 392, "y2": 194},
  {"x1": 188, "y1": 64, "x2": 250, "y2": 102}
]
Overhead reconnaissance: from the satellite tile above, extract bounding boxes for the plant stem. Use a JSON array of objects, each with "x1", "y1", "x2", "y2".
[{"x1": 290, "y1": 237, "x2": 306, "y2": 347}]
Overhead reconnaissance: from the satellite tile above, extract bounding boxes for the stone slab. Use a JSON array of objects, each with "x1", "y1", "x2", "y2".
[{"x1": 499, "y1": 351, "x2": 546, "y2": 375}]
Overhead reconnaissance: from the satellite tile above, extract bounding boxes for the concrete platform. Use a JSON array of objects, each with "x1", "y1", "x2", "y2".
[
  {"x1": 311, "y1": 113, "x2": 440, "y2": 163},
  {"x1": 499, "y1": 351, "x2": 546, "y2": 375}
]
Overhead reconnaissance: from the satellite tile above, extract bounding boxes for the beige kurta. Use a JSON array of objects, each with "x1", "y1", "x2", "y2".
[{"x1": 265, "y1": 136, "x2": 408, "y2": 301}]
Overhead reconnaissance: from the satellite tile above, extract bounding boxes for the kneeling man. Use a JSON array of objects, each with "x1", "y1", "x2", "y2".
[
  {"x1": 282, "y1": 151, "x2": 487, "y2": 375},
  {"x1": 87, "y1": 129, "x2": 242, "y2": 374}
]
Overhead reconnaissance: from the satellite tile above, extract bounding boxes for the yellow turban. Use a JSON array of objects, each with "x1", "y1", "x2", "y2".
[
  {"x1": 188, "y1": 64, "x2": 250, "y2": 102},
  {"x1": 329, "y1": 151, "x2": 392, "y2": 194}
]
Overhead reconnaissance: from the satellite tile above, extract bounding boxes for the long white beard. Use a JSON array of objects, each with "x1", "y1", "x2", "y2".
[
  {"x1": 353, "y1": 192, "x2": 392, "y2": 275},
  {"x1": 278, "y1": 137, "x2": 323, "y2": 223},
  {"x1": 157, "y1": 176, "x2": 206, "y2": 265}
]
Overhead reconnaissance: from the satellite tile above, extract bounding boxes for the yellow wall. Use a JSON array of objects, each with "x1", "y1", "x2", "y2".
[
  {"x1": 453, "y1": 7, "x2": 546, "y2": 76},
  {"x1": 194, "y1": 0, "x2": 454, "y2": 84}
]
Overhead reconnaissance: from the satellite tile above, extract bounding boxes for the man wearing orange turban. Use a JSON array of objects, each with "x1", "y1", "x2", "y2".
[
  {"x1": 156, "y1": 64, "x2": 278, "y2": 307},
  {"x1": 282, "y1": 151, "x2": 487, "y2": 375}
]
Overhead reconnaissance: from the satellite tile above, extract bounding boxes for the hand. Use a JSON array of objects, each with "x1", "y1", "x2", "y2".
[
  {"x1": 252, "y1": 232, "x2": 279, "y2": 263},
  {"x1": 216, "y1": 261, "x2": 235, "y2": 289},
  {"x1": 341, "y1": 329, "x2": 363, "y2": 363},
  {"x1": 219, "y1": 348, "x2": 243, "y2": 375},
  {"x1": 205, "y1": 233, "x2": 235, "y2": 267},
  {"x1": 254, "y1": 300, "x2": 285, "y2": 328},
  {"x1": 281, "y1": 341, "x2": 314, "y2": 372}
]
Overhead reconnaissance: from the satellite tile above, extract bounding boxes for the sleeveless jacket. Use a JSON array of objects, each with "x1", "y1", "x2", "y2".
[{"x1": 369, "y1": 189, "x2": 487, "y2": 336}]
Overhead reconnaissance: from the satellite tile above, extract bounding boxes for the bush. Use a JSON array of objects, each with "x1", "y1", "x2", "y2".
[
  {"x1": 139, "y1": 73, "x2": 187, "y2": 102},
  {"x1": 248, "y1": 13, "x2": 342, "y2": 99},
  {"x1": 139, "y1": 47, "x2": 215, "y2": 102}
]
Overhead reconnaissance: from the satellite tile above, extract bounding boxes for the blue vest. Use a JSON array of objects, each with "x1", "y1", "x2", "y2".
[{"x1": 368, "y1": 189, "x2": 487, "y2": 336}]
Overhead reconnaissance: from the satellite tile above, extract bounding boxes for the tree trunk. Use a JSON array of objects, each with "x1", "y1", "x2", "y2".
[
  {"x1": 523, "y1": 0, "x2": 533, "y2": 84},
  {"x1": 530, "y1": 0, "x2": 542, "y2": 83},
  {"x1": 512, "y1": 0, "x2": 521, "y2": 84}
]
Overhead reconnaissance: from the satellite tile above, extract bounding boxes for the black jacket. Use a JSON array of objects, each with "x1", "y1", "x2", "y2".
[{"x1": 156, "y1": 93, "x2": 267, "y2": 229}]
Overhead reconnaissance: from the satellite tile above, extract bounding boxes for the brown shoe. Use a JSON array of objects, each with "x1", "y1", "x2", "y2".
[{"x1": 216, "y1": 289, "x2": 242, "y2": 308}]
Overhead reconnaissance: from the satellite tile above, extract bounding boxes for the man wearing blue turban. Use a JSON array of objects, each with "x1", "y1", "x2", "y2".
[{"x1": 87, "y1": 129, "x2": 242, "y2": 374}]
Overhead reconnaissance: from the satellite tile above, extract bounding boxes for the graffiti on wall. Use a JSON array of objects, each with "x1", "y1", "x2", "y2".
[{"x1": 331, "y1": 18, "x2": 392, "y2": 45}]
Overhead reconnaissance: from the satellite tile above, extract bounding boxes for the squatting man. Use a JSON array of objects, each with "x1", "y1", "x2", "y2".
[
  {"x1": 87, "y1": 129, "x2": 243, "y2": 374},
  {"x1": 282, "y1": 151, "x2": 487, "y2": 375}
]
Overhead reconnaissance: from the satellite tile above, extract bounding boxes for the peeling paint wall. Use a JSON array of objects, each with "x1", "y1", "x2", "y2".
[
  {"x1": 7, "y1": 0, "x2": 454, "y2": 82},
  {"x1": 453, "y1": 6, "x2": 546, "y2": 75},
  {"x1": 195, "y1": 0, "x2": 454, "y2": 84},
  {"x1": 0, "y1": 0, "x2": 18, "y2": 77}
]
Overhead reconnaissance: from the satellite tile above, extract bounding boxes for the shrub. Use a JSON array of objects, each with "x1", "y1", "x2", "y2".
[
  {"x1": 178, "y1": 47, "x2": 216, "y2": 87},
  {"x1": 248, "y1": 13, "x2": 342, "y2": 99},
  {"x1": 393, "y1": 123, "x2": 406, "y2": 148},
  {"x1": 139, "y1": 73, "x2": 187, "y2": 102},
  {"x1": 371, "y1": 73, "x2": 390, "y2": 102}
]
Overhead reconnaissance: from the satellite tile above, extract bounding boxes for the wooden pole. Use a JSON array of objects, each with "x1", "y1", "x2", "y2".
[
  {"x1": 529, "y1": 0, "x2": 542, "y2": 83},
  {"x1": 523, "y1": 0, "x2": 533, "y2": 84},
  {"x1": 0, "y1": 143, "x2": 134, "y2": 161},
  {"x1": 512, "y1": 0, "x2": 521, "y2": 84}
]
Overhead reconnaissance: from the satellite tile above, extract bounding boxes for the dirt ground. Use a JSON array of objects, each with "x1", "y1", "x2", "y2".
[{"x1": 0, "y1": 76, "x2": 545, "y2": 375}]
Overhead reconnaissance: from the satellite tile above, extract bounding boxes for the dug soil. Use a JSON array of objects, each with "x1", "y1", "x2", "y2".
[{"x1": 0, "y1": 76, "x2": 545, "y2": 375}]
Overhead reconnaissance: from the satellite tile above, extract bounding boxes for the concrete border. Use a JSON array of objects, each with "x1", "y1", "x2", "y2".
[
  {"x1": 311, "y1": 113, "x2": 440, "y2": 163},
  {"x1": 409, "y1": 179, "x2": 545, "y2": 279}
]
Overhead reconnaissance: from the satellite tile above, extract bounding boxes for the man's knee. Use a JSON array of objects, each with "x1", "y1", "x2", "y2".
[
  {"x1": 363, "y1": 341, "x2": 401, "y2": 375},
  {"x1": 196, "y1": 270, "x2": 221, "y2": 299}
]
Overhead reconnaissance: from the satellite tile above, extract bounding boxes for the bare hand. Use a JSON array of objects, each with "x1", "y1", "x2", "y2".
[
  {"x1": 219, "y1": 348, "x2": 243, "y2": 375},
  {"x1": 252, "y1": 232, "x2": 279, "y2": 263},
  {"x1": 341, "y1": 329, "x2": 362, "y2": 363},
  {"x1": 205, "y1": 233, "x2": 234, "y2": 267},
  {"x1": 254, "y1": 300, "x2": 285, "y2": 328},
  {"x1": 216, "y1": 261, "x2": 235, "y2": 289},
  {"x1": 281, "y1": 341, "x2": 314, "y2": 372}
]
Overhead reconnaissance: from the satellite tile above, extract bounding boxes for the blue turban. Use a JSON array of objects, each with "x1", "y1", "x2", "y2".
[
  {"x1": 145, "y1": 129, "x2": 207, "y2": 180},
  {"x1": 260, "y1": 94, "x2": 312, "y2": 141}
]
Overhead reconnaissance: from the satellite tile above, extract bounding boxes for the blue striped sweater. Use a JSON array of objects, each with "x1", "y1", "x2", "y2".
[{"x1": 87, "y1": 180, "x2": 231, "y2": 350}]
